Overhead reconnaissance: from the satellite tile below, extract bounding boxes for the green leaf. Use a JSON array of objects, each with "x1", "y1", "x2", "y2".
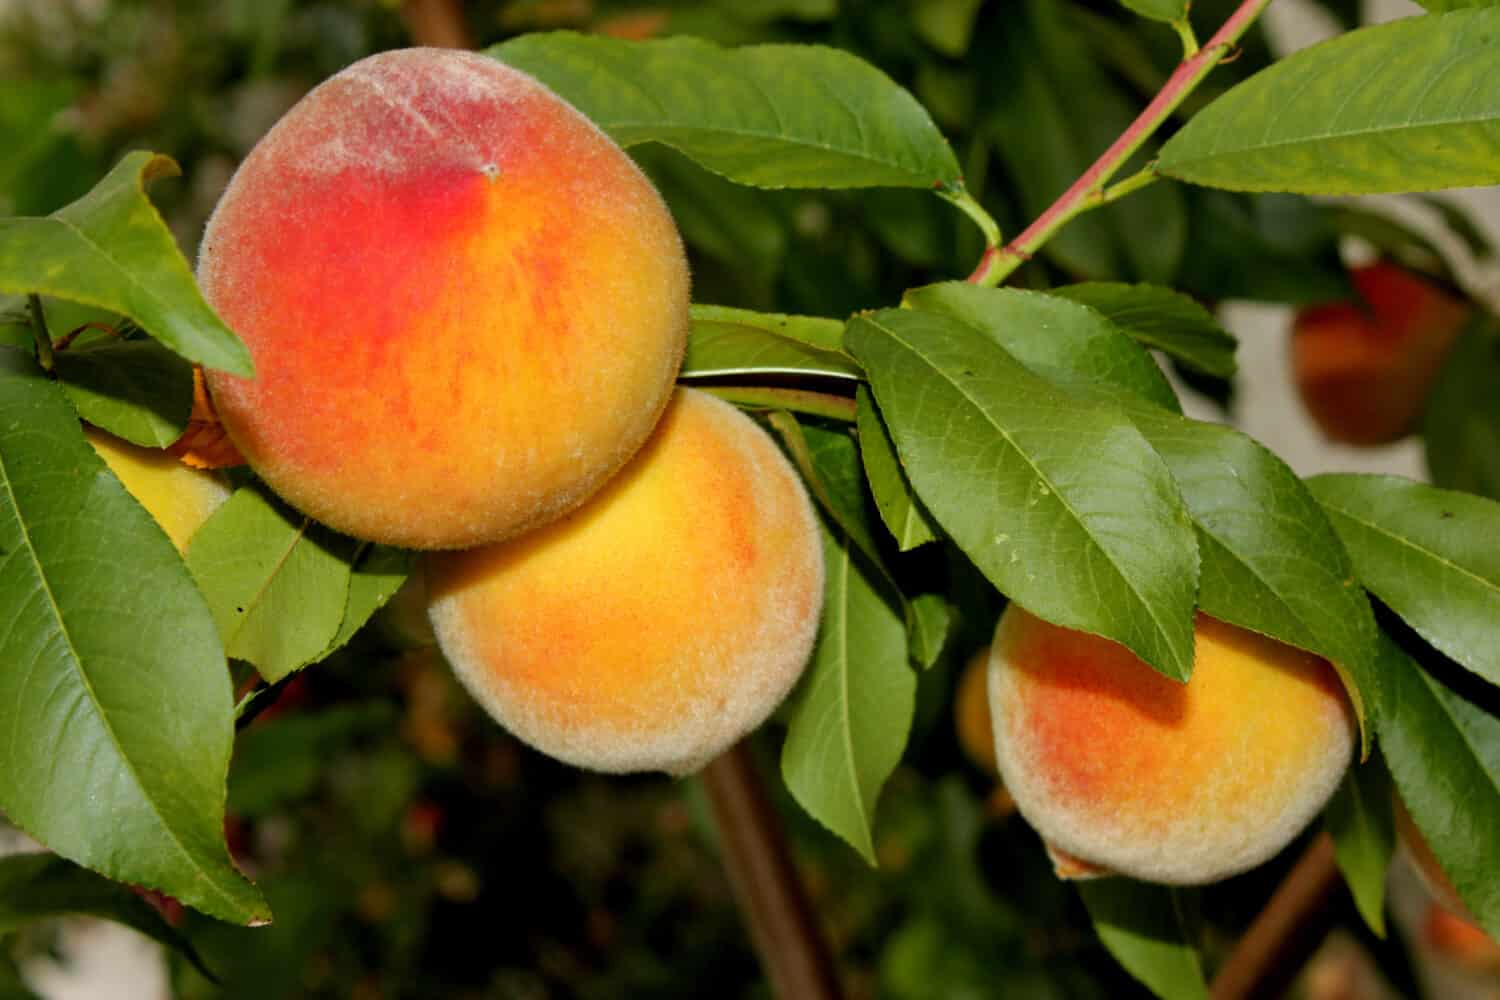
[
  {"x1": 326, "y1": 544, "x2": 412, "y2": 654},
  {"x1": 906, "y1": 591, "x2": 953, "y2": 670},
  {"x1": 1175, "y1": 191, "x2": 1349, "y2": 305},
  {"x1": 229, "y1": 703, "x2": 398, "y2": 817},
  {"x1": 0, "y1": 79, "x2": 91, "y2": 219},
  {"x1": 1050, "y1": 282, "x2": 1238, "y2": 377},
  {"x1": 1328, "y1": 204, "x2": 1457, "y2": 284},
  {"x1": 1310, "y1": 474, "x2": 1500, "y2": 691},
  {"x1": 767, "y1": 414, "x2": 886, "y2": 574},
  {"x1": 0, "y1": 153, "x2": 252, "y2": 375},
  {"x1": 845, "y1": 308, "x2": 1199, "y2": 681},
  {"x1": 912, "y1": 0, "x2": 986, "y2": 56},
  {"x1": 907, "y1": 282, "x2": 1376, "y2": 734},
  {"x1": 1078, "y1": 881, "x2": 1207, "y2": 1000},
  {"x1": 186, "y1": 485, "x2": 352, "y2": 683},
  {"x1": 0, "y1": 853, "x2": 213, "y2": 978},
  {"x1": 1325, "y1": 753, "x2": 1394, "y2": 938},
  {"x1": 634, "y1": 146, "x2": 787, "y2": 283},
  {"x1": 1425, "y1": 322, "x2": 1500, "y2": 500},
  {"x1": 1416, "y1": 193, "x2": 1495, "y2": 259},
  {"x1": 986, "y1": 0, "x2": 1187, "y2": 282},
  {"x1": 856, "y1": 387, "x2": 938, "y2": 551},
  {"x1": 782, "y1": 526, "x2": 915, "y2": 863},
  {"x1": 1119, "y1": 0, "x2": 1189, "y2": 23},
  {"x1": 0, "y1": 347, "x2": 264, "y2": 924},
  {"x1": 1412, "y1": 0, "x2": 1500, "y2": 13},
  {"x1": 683, "y1": 305, "x2": 857, "y2": 381},
  {"x1": 903, "y1": 283, "x2": 1181, "y2": 413},
  {"x1": 53, "y1": 338, "x2": 194, "y2": 448},
  {"x1": 1125, "y1": 412, "x2": 1379, "y2": 740},
  {"x1": 1157, "y1": 9, "x2": 1500, "y2": 195},
  {"x1": 1376, "y1": 635, "x2": 1500, "y2": 939},
  {"x1": 489, "y1": 33, "x2": 960, "y2": 189}
]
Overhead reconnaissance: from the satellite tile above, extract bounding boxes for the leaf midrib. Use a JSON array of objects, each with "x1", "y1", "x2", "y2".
[
  {"x1": 865, "y1": 314, "x2": 1188, "y2": 676},
  {"x1": 0, "y1": 435, "x2": 239, "y2": 914}
]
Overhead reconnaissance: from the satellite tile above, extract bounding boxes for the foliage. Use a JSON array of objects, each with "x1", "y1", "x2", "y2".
[{"x1": 2, "y1": 0, "x2": 1500, "y2": 996}]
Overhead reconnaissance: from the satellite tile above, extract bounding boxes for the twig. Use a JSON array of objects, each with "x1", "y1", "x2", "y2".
[
  {"x1": 700, "y1": 743, "x2": 844, "y2": 1000},
  {"x1": 969, "y1": 0, "x2": 1274, "y2": 287},
  {"x1": 1209, "y1": 833, "x2": 1344, "y2": 1000},
  {"x1": 400, "y1": 0, "x2": 472, "y2": 49}
]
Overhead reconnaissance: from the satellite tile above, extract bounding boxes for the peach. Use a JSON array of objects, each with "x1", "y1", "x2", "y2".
[
  {"x1": 1292, "y1": 261, "x2": 1470, "y2": 446},
  {"x1": 954, "y1": 646, "x2": 998, "y2": 776},
  {"x1": 198, "y1": 48, "x2": 689, "y2": 549},
  {"x1": 1421, "y1": 902, "x2": 1500, "y2": 972},
  {"x1": 85, "y1": 427, "x2": 230, "y2": 553},
  {"x1": 989, "y1": 606, "x2": 1356, "y2": 885},
  {"x1": 426, "y1": 388, "x2": 824, "y2": 776}
]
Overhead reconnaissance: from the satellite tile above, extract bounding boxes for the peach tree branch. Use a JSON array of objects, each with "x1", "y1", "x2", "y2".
[{"x1": 968, "y1": 0, "x2": 1276, "y2": 288}]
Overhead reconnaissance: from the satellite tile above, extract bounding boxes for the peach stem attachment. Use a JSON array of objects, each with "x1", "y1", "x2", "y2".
[
  {"x1": 966, "y1": 0, "x2": 1275, "y2": 288},
  {"x1": 701, "y1": 743, "x2": 844, "y2": 1000},
  {"x1": 1209, "y1": 833, "x2": 1343, "y2": 1000},
  {"x1": 399, "y1": 0, "x2": 471, "y2": 49}
]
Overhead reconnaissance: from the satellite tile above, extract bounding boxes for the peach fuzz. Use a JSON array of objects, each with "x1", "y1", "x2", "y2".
[
  {"x1": 198, "y1": 48, "x2": 689, "y2": 549},
  {"x1": 425, "y1": 389, "x2": 824, "y2": 776},
  {"x1": 85, "y1": 427, "x2": 230, "y2": 553},
  {"x1": 988, "y1": 606, "x2": 1356, "y2": 885},
  {"x1": 1292, "y1": 261, "x2": 1470, "y2": 446}
]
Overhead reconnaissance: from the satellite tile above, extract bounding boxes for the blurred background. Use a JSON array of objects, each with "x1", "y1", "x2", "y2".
[{"x1": 2, "y1": 0, "x2": 1498, "y2": 997}]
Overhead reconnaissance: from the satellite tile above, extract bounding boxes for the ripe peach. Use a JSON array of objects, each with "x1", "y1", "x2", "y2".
[
  {"x1": 954, "y1": 646, "x2": 998, "y2": 776},
  {"x1": 85, "y1": 427, "x2": 230, "y2": 553},
  {"x1": 198, "y1": 48, "x2": 689, "y2": 549},
  {"x1": 1292, "y1": 261, "x2": 1470, "y2": 446},
  {"x1": 989, "y1": 606, "x2": 1356, "y2": 885},
  {"x1": 1421, "y1": 902, "x2": 1500, "y2": 972},
  {"x1": 426, "y1": 389, "x2": 824, "y2": 776}
]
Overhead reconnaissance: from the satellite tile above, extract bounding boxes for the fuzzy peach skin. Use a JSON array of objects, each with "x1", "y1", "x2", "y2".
[
  {"x1": 1292, "y1": 262, "x2": 1470, "y2": 446},
  {"x1": 989, "y1": 606, "x2": 1356, "y2": 885},
  {"x1": 426, "y1": 389, "x2": 824, "y2": 776},
  {"x1": 85, "y1": 427, "x2": 230, "y2": 553},
  {"x1": 198, "y1": 47, "x2": 689, "y2": 549}
]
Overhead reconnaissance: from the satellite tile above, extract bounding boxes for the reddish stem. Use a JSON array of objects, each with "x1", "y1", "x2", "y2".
[
  {"x1": 701, "y1": 744, "x2": 844, "y2": 1000},
  {"x1": 400, "y1": 0, "x2": 472, "y2": 49},
  {"x1": 1209, "y1": 833, "x2": 1343, "y2": 1000},
  {"x1": 969, "y1": 0, "x2": 1274, "y2": 286}
]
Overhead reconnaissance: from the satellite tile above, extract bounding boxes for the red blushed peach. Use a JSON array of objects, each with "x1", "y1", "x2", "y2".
[
  {"x1": 989, "y1": 607, "x2": 1356, "y2": 885},
  {"x1": 199, "y1": 48, "x2": 689, "y2": 549},
  {"x1": 1292, "y1": 262, "x2": 1470, "y2": 446},
  {"x1": 425, "y1": 389, "x2": 824, "y2": 776}
]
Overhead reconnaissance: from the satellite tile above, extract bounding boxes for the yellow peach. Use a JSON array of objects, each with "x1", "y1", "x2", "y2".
[
  {"x1": 954, "y1": 646, "x2": 998, "y2": 776},
  {"x1": 426, "y1": 389, "x2": 824, "y2": 776},
  {"x1": 198, "y1": 47, "x2": 689, "y2": 549},
  {"x1": 85, "y1": 427, "x2": 230, "y2": 553},
  {"x1": 989, "y1": 606, "x2": 1355, "y2": 885}
]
